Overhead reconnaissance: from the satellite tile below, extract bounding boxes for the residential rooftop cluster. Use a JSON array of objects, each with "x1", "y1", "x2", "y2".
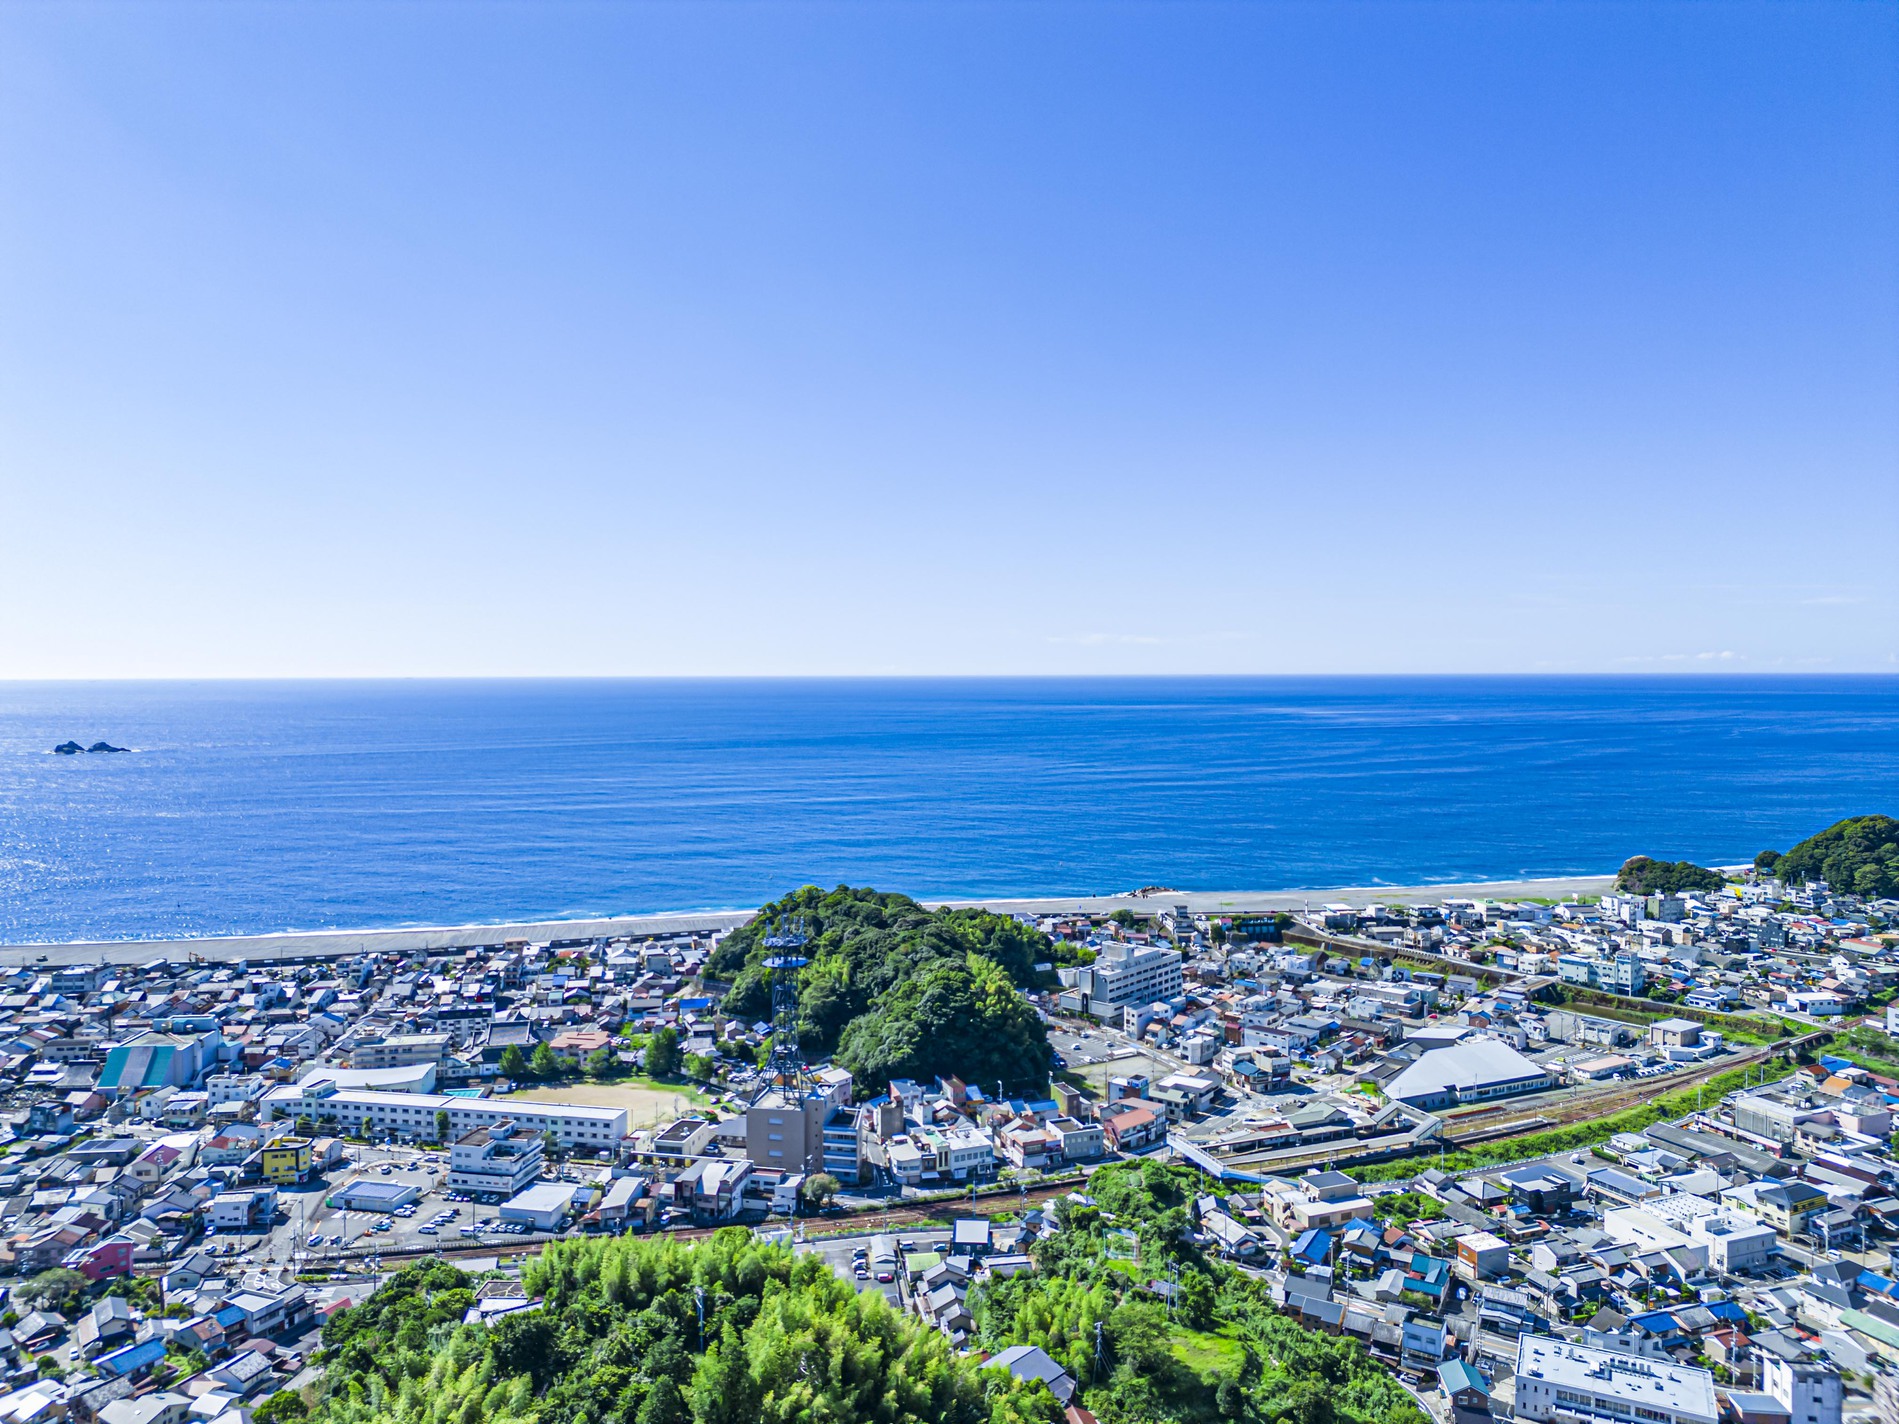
[{"x1": 0, "y1": 865, "x2": 1895, "y2": 1424}]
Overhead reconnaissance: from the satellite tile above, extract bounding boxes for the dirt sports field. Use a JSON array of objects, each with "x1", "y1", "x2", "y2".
[{"x1": 501, "y1": 1080, "x2": 712, "y2": 1129}]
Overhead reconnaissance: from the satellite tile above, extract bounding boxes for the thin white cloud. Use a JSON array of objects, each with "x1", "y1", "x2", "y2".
[{"x1": 1615, "y1": 650, "x2": 1745, "y2": 665}]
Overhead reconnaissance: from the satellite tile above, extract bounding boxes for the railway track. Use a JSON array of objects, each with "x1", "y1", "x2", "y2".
[
  {"x1": 1438, "y1": 1030, "x2": 1827, "y2": 1144},
  {"x1": 257, "y1": 1178, "x2": 1093, "y2": 1276}
]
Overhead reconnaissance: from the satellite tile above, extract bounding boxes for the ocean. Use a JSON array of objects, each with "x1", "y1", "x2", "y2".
[{"x1": 0, "y1": 677, "x2": 1894, "y2": 944}]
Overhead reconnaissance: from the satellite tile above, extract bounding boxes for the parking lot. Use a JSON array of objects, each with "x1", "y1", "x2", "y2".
[
  {"x1": 798, "y1": 1227, "x2": 952, "y2": 1309},
  {"x1": 204, "y1": 1141, "x2": 585, "y2": 1267}
]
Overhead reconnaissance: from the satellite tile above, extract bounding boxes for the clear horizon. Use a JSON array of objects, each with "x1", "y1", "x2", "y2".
[
  {"x1": 3, "y1": 2, "x2": 1894, "y2": 678},
  {"x1": 3, "y1": 671, "x2": 1899, "y2": 684}
]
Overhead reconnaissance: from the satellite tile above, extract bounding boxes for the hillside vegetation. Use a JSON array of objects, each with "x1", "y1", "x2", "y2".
[
  {"x1": 311, "y1": 1237, "x2": 1064, "y2": 1424},
  {"x1": 971, "y1": 1161, "x2": 1423, "y2": 1424},
  {"x1": 709, "y1": 885, "x2": 1053, "y2": 1094},
  {"x1": 306, "y1": 1167, "x2": 1423, "y2": 1424},
  {"x1": 1758, "y1": 815, "x2": 1899, "y2": 898},
  {"x1": 1614, "y1": 856, "x2": 1724, "y2": 896}
]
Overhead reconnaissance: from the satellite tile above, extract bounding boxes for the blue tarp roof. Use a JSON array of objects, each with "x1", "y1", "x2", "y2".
[
  {"x1": 96, "y1": 1339, "x2": 167, "y2": 1377},
  {"x1": 1291, "y1": 1229, "x2": 1332, "y2": 1263}
]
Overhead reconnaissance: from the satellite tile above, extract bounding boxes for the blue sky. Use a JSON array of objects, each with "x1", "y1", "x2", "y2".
[{"x1": 1, "y1": 1, "x2": 1894, "y2": 676}]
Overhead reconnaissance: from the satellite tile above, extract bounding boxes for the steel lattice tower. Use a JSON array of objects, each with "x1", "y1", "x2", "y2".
[{"x1": 759, "y1": 916, "x2": 810, "y2": 1090}]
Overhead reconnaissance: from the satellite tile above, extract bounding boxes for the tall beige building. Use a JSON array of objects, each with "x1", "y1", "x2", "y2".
[{"x1": 744, "y1": 1087, "x2": 831, "y2": 1174}]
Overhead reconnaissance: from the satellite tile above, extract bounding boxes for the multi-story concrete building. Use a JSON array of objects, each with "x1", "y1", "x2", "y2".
[
  {"x1": 1514, "y1": 1336, "x2": 1717, "y2": 1424},
  {"x1": 1763, "y1": 1357, "x2": 1841, "y2": 1424},
  {"x1": 260, "y1": 1137, "x2": 312, "y2": 1185},
  {"x1": 258, "y1": 1083, "x2": 626, "y2": 1150},
  {"x1": 449, "y1": 1120, "x2": 545, "y2": 1198},
  {"x1": 744, "y1": 1087, "x2": 830, "y2": 1175},
  {"x1": 1075, "y1": 941, "x2": 1183, "y2": 1018},
  {"x1": 819, "y1": 1108, "x2": 864, "y2": 1184},
  {"x1": 350, "y1": 1034, "x2": 451, "y2": 1071}
]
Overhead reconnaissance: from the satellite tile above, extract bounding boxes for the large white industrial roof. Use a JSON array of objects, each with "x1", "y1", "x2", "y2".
[{"x1": 1383, "y1": 1037, "x2": 1548, "y2": 1101}]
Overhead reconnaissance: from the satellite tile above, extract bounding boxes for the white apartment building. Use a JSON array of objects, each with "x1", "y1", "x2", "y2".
[
  {"x1": 1077, "y1": 941, "x2": 1183, "y2": 1017},
  {"x1": 449, "y1": 1120, "x2": 545, "y2": 1197},
  {"x1": 205, "y1": 1073, "x2": 268, "y2": 1107},
  {"x1": 351, "y1": 1033, "x2": 452, "y2": 1070},
  {"x1": 1764, "y1": 1358, "x2": 1842, "y2": 1424},
  {"x1": 258, "y1": 1083, "x2": 626, "y2": 1150},
  {"x1": 1514, "y1": 1336, "x2": 1717, "y2": 1424},
  {"x1": 1603, "y1": 1195, "x2": 1776, "y2": 1276}
]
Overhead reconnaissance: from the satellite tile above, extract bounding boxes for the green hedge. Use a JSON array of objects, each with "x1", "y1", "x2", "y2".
[{"x1": 1541, "y1": 985, "x2": 1780, "y2": 1044}]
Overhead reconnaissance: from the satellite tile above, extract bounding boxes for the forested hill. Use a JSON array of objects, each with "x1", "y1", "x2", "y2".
[
  {"x1": 708, "y1": 885, "x2": 1054, "y2": 1095},
  {"x1": 1758, "y1": 815, "x2": 1899, "y2": 899},
  {"x1": 1614, "y1": 856, "x2": 1724, "y2": 895}
]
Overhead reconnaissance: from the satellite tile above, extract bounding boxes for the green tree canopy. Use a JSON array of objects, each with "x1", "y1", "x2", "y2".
[
  {"x1": 647, "y1": 1026, "x2": 681, "y2": 1078},
  {"x1": 307, "y1": 1230, "x2": 1024, "y2": 1424},
  {"x1": 714, "y1": 886, "x2": 1052, "y2": 1094},
  {"x1": 19, "y1": 1268, "x2": 87, "y2": 1315},
  {"x1": 1769, "y1": 815, "x2": 1899, "y2": 898},
  {"x1": 1615, "y1": 856, "x2": 1724, "y2": 896},
  {"x1": 835, "y1": 952, "x2": 1049, "y2": 1095}
]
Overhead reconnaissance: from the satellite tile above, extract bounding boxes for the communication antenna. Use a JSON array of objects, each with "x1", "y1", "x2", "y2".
[{"x1": 761, "y1": 916, "x2": 811, "y2": 1092}]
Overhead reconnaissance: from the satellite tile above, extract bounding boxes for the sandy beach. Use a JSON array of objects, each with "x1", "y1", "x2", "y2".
[
  {"x1": 929, "y1": 874, "x2": 1619, "y2": 916},
  {"x1": 0, "y1": 872, "x2": 1625, "y2": 966}
]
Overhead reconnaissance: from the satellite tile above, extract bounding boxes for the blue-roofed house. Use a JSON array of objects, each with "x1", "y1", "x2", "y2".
[
  {"x1": 94, "y1": 1338, "x2": 167, "y2": 1380},
  {"x1": 1291, "y1": 1229, "x2": 1333, "y2": 1268},
  {"x1": 1438, "y1": 1359, "x2": 1490, "y2": 1410},
  {"x1": 1629, "y1": 1309, "x2": 1687, "y2": 1349},
  {"x1": 1405, "y1": 1252, "x2": 1451, "y2": 1301}
]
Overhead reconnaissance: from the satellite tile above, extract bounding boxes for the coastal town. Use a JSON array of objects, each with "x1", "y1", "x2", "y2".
[{"x1": 0, "y1": 851, "x2": 1896, "y2": 1424}]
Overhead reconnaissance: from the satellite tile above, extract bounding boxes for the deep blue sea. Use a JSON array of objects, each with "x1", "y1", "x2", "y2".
[{"x1": 0, "y1": 678, "x2": 1894, "y2": 944}]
